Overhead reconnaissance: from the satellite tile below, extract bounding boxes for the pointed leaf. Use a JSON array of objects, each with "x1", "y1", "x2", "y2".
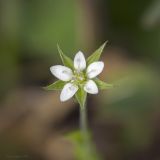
[
  {"x1": 43, "y1": 80, "x2": 65, "y2": 90},
  {"x1": 57, "y1": 44, "x2": 73, "y2": 69},
  {"x1": 94, "y1": 78, "x2": 114, "y2": 90},
  {"x1": 75, "y1": 85, "x2": 87, "y2": 109},
  {"x1": 87, "y1": 41, "x2": 107, "y2": 65}
]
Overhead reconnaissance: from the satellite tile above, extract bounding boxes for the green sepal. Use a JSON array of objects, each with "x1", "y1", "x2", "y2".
[
  {"x1": 57, "y1": 44, "x2": 74, "y2": 69},
  {"x1": 94, "y1": 78, "x2": 114, "y2": 90},
  {"x1": 87, "y1": 41, "x2": 107, "y2": 65},
  {"x1": 75, "y1": 85, "x2": 87, "y2": 109},
  {"x1": 43, "y1": 80, "x2": 65, "y2": 90}
]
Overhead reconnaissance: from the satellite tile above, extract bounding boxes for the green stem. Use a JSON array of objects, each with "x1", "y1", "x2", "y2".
[
  {"x1": 80, "y1": 100, "x2": 95, "y2": 160},
  {"x1": 80, "y1": 100, "x2": 91, "y2": 153},
  {"x1": 80, "y1": 103, "x2": 88, "y2": 142},
  {"x1": 79, "y1": 100, "x2": 100, "y2": 160}
]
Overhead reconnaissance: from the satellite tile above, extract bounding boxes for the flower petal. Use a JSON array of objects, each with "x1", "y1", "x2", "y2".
[
  {"x1": 60, "y1": 83, "x2": 78, "y2": 102},
  {"x1": 74, "y1": 51, "x2": 86, "y2": 71},
  {"x1": 84, "y1": 80, "x2": 98, "y2": 94},
  {"x1": 86, "y1": 61, "x2": 104, "y2": 78},
  {"x1": 50, "y1": 65, "x2": 73, "y2": 81}
]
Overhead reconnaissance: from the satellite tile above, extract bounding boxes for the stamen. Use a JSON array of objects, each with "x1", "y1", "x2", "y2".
[{"x1": 73, "y1": 70, "x2": 85, "y2": 84}]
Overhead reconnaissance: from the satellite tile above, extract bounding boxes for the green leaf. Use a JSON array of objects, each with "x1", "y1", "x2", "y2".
[
  {"x1": 94, "y1": 78, "x2": 114, "y2": 90},
  {"x1": 75, "y1": 85, "x2": 87, "y2": 109},
  {"x1": 87, "y1": 41, "x2": 107, "y2": 65},
  {"x1": 43, "y1": 80, "x2": 65, "y2": 90},
  {"x1": 66, "y1": 131, "x2": 102, "y2": 160},
  {"x1": 57, "y1": 44, "x2": 73, "y2": 69}
]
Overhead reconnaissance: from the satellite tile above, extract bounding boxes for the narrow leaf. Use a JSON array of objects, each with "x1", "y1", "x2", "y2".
[
  {"x1": 87, "y1": 41, "x2": 107, "y2": 65},
  {"x1": 57, "y1": 44, "x2": 73, "y2": 69},
  {"x1": 94, "y1": 78, "x2": 114, "y2": 90},
  {"x1": 43, "y1": 80, "x2": 65, "y2": 90},
  {"x1": 75, "y1": 85, "x2": 87, "y2": 109}
]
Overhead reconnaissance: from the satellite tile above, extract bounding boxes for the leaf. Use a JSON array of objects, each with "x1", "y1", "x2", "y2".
[
  {"x1": 87, "y1": 41, "x2": 107, "y2": 65},
  {"x1": 43, "y1": 80, "x2": 65, "y2": 90},
  {"x1": 94, "y1": 78, "x2": 114, "y2": 90},
  {"x1": 66, "y1": 131, "x2": 102, "y2": 160},
  {"x1": 57, "y1": 44, "x2": 73, "y2": 69},
  {"x1": 75, "y1": 85, "x2": 87, "y2": 109}
]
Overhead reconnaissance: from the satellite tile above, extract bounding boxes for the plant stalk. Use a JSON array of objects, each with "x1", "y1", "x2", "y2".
[
  {"x1": 80, "y1": 100, "x2": 91, "y2": 149},
  {"x1": 80, "y1": 104, "x2": 88, "y2": 141}
]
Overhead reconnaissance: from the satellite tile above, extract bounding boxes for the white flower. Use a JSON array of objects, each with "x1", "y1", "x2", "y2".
[{"x1": 50, "y1": 51, "x2": 104, "y2": 102}]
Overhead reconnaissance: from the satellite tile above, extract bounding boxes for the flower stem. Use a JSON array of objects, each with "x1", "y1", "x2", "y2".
[
  {"x1": 80, "y1": 100, "x2": 91, "y2": 152},
  {"x1": 80, "y1": 100, "x2": 95, "y2": 160},
  {"x1": 80, "y1": 103, "x2": 88, "y2": 141}
]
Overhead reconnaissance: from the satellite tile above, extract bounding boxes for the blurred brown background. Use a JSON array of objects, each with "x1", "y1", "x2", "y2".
[{"x1": 0, "y1": 0, "x2": 160, "y2": 160}]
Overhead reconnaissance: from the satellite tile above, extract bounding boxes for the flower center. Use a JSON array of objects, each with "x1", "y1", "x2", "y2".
[{"x1": 71, "y1": 70, "x2": 86, "y2": 85}]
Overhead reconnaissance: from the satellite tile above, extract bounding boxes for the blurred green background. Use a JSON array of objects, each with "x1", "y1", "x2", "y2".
[{"x1": 0, "y1": 0, "x2": 160, "y2": 160}]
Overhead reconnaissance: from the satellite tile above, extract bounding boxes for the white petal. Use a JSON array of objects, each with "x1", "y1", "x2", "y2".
[
  {"x1": 74, "y1": 51, "x2": 86, "y2": 71},
  {"x1": 84, "y1": 80, "x2": 98, "y2": 94},
  {"x1": 87, "y1": 61, "x2": 104, "y2": 79},
  {"x1": 50, "y1": 65, "x2": 73, "y2": 81},
  {"x1": 60, "y1": 83, "x2": 78, "y2": 102}
]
